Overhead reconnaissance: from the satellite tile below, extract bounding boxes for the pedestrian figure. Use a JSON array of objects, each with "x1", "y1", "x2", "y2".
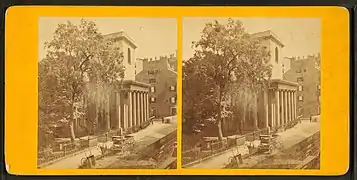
[
  {"x1": 151, "y1": 119, "x2": 154, "y2": 125},
  {"x1": 162, "y1": 117, "x2": 165, "y2": 123}
]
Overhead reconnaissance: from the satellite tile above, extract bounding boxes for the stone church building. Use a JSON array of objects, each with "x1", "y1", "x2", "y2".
[
  {"x1": 74, "y1": 30, "x2": 151, "y2": 136},
  {"x1": 222, "y1": 30, "x2": 299, "y2": 135}
]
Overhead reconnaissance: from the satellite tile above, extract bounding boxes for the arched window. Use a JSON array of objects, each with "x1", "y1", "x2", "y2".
[
  {"x1": 128, "y1": 48, "x2": 131, "y2": 64},
  {"x1": 275, "y1": 47, "x2": 279, "y2": 63}
]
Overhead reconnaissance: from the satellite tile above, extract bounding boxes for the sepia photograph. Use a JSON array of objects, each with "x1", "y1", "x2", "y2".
[
  {"x1": 37, "y1": 17, "x2": 177, "y2": 169},
  {"x1": 182, "y1": 18, "x2": 321, "y2": 169}
]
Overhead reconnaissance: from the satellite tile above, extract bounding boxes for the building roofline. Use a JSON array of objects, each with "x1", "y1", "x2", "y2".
[
  {"x1": 251, "y1": 30, "x2": 284, "y2": 48},
  {"x1": 271, "y1": 78, "x2": 298, "y2": 86},
  {"x1": 122, "y1": 79, "x2": 150, "y2": 88},
  {"x1": 104, "y1": 31, "x2": 138, "y2": 49}
]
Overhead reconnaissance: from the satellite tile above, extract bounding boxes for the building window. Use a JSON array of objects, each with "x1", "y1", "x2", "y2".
[
  {"x1": 298, "y1": 85, "x2": 303, "y2": 91},
  {"x1": 148, "y1": 70, "x2": 159, "y2": 75},
  {"x1": 149, "y1": 78, "x2": 156, "y2": 84},
  {"x1": 304, "y1": 69, "x2": 307, "y2": 73},
  {"x1": 128, "y1": 48, "x2": 131, "y2": 64},
  {"x1": 150, "y1": 86, "x2": 156, "y2": 93},
  {"x1": 169, "y1": 85, "x2": 176, "y2": 91},
  {"x1": 150, "y1": 97, "x2": 156, "y2": 103},
  {"x1": 298, "y1": 96, "x2": 303, "y2": 101},
  {"x1": 170, "y1": 97, "x2": 176, "y2": 104},
  {"x1": 297, "y1": 77, "x2": 304, "y2": 82},
  {"x1": 150, "y1": 107, "x2": 157, "y2": 117},
  {"x1": 275, "y1": 47, "x2": 279, "y2": 63}
]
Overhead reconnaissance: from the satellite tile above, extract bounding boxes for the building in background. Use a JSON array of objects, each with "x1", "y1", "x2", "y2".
[
  {"x1": 283, "y1": 54, "x2": 321, "y2": 118},
  {"x1": 136, "y1": 53, "x2": 177, "y2": 118},
  {"x1": 282, "y1": 57, "x2": 292, "y2": 74}
]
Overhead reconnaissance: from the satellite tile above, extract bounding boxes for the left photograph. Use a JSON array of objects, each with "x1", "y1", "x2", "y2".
[{"x1": 37, "y1": 17, "x2": 178, "y2": 169}]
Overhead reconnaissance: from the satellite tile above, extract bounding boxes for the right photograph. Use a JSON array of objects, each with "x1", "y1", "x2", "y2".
[{"x1": 182, "y1": 17, "x2": 321, "y2": 169}]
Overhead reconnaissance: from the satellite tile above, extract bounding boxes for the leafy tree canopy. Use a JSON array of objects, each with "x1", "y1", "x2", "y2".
[{"x1": 183, "y1": 18, "x2": 272, "y2": 140}]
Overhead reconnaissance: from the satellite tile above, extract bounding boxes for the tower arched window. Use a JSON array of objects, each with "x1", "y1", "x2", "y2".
[
  {"x1": 275, "y1": 47, "x2": 279, "y2": 63},
  {"x1": 128, "y1": 48, "x2": 131, "y2": 64}
]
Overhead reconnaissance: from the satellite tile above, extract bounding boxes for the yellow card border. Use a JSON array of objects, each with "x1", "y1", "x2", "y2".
[{"x1": 5, "y1": 6, "x2": 350, "y2": 176}]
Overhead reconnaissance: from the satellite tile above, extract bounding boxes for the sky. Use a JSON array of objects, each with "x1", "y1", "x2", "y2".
[
  {"x1": 183, "y1": 18, "x2": 320, "y2": 61},
  {"x1": 38, "y1": 17, "x2": 177, "y2": 60}
]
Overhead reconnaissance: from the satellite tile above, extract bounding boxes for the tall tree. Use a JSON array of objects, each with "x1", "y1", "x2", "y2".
[
  {"x1": 183, "y1": 18, "x2": 271, "y2": 141},
  {"x1": 239, "y1": 43, "x2": 271, "y2": 131},
  {"x1": 39, "y1": 19, "x2": 124, "y2": 142}
]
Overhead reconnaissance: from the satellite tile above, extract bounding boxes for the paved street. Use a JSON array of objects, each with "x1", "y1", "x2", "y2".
[
  {"x1": 41, "y1": 116, "x2": 177, "y2": 169},
  {"x1": 188, "y1": 120, "x2": 320, "y2": 169}
]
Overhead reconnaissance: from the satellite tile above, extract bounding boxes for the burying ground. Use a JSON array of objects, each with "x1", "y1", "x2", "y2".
[
  {"x1": 188, "y1": 120, "x2": 320, "y2": 169},
  {"x1": 42, "y1": 118, "x2": 177, "y2": 169}
]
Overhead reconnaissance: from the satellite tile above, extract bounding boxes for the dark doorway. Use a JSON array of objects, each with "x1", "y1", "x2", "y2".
[{"x1": 170, "y1": 107, "x2": 177, "y2": 116}]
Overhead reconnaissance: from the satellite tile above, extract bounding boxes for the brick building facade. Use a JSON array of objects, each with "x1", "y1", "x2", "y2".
[
  {"x1": 283, "y1": 55, "x2": 321, "y2": 118},
  {"x1": 136, "y1": 54, "x2": 177, "y2": 118}
]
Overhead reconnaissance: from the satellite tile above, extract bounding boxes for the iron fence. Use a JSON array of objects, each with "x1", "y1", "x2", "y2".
[
  {"x1": 182, "y1": 127, "x2": 269, "y2": 166},
  {"x1": 37, "y1": 129, "x2": 123, "y2": 166},
  {"x1": 38, "y1": 117, "x2": 160, "y2": 167}
]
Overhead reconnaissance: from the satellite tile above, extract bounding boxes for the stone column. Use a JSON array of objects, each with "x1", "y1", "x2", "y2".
[
  {"x1": 132, "y1": 91, "x2": 137, "y2": 127},
  {"x1": 279, "y1": 90, "x2": 284, "y2": 126},
  {"x1": 136, "y1": 91, "x2": 140, "y2": 126},
  {"x1": 144, "y1": 92, "x2": 148, "y2": 122},
  {"x1": 140, "y1": 92, "x2": 144, "y2": 125},
  {"x1": 290, "y1": 91, "x2": 294, "y2": 121},
  {"x1": 284, "y1": 90, "x2": 288, "y2": 125},
  {"x1": 264, "y1": 90, "x2": 269, "y2": 128},
  {"x1": 146, "y1": 93, "x2": 150, "y2": 120},
  {"x1": 137, "y1": 92, "x2": 141, "y2": 126},
  {"x1": 142, "y1": 92, "x2": 146, "y2": 123},
  {"x1": 280, "y1": 90, "x2": 284, "y2": 126},
  {"x1": 275, "y1": 90, "x2": 280, "y2": 128},
  {"x1": 286, "y1": 90, "x2": 291, "y2": 123},
  {"x1": 142, "y1": 92, "x2": 145, "y2": 124},
  {"x1": 294, "y1": 91, "x2": 297, "y2": 119},
  {"x1": 127, "y1": 91, "x2": 132, "y2": 129}
]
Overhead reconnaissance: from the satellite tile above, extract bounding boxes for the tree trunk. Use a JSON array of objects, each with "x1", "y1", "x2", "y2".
[
  {"x1": 94, "y1": 92, "x2": 99, "y2": 134},
  {"x1": 240, "y1": 94, "x2": 246, "y2": 134},
  {"x1": 252, "y1": 92, "x2": 259, "y2": 131},
  {"x1": 217, "y1": 119, "x2": 224, "y2": 141},
  {"x1": 69, "y1": 95, "x2": 76, "y2": 142},
  {"x1": 217, "y1": 90, "x2": 224, "y2": 141},
  {"x1": 69, "y1": 120, "x2": 76, "y2": 142}
]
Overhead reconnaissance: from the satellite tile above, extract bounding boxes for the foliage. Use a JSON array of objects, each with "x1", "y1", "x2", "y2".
[
  {"x1": 39, "y1": 19, "x2": 125, "y2": 145},
  {"x1": 183, "y1": 18, "x2": 272, "y2": 140}
]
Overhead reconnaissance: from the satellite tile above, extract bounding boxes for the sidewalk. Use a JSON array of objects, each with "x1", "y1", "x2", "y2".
[
  {"x1": 188, "y1": 121, "x2": 320, "y2": 169},
  {"x1": 41, "y1": 141, "x2": 113, "y2": 169},
  {"x1": 41, "y1": 117, "x2": 177, "y2": 169}
]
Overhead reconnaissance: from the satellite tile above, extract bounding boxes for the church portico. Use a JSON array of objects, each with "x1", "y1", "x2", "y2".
[
  {"x1": 96, "y1": 80, "x2": 150, "y2": 135},
  {"x1": 264, "y1": 79, "x2": 298, "y2": 131}
]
